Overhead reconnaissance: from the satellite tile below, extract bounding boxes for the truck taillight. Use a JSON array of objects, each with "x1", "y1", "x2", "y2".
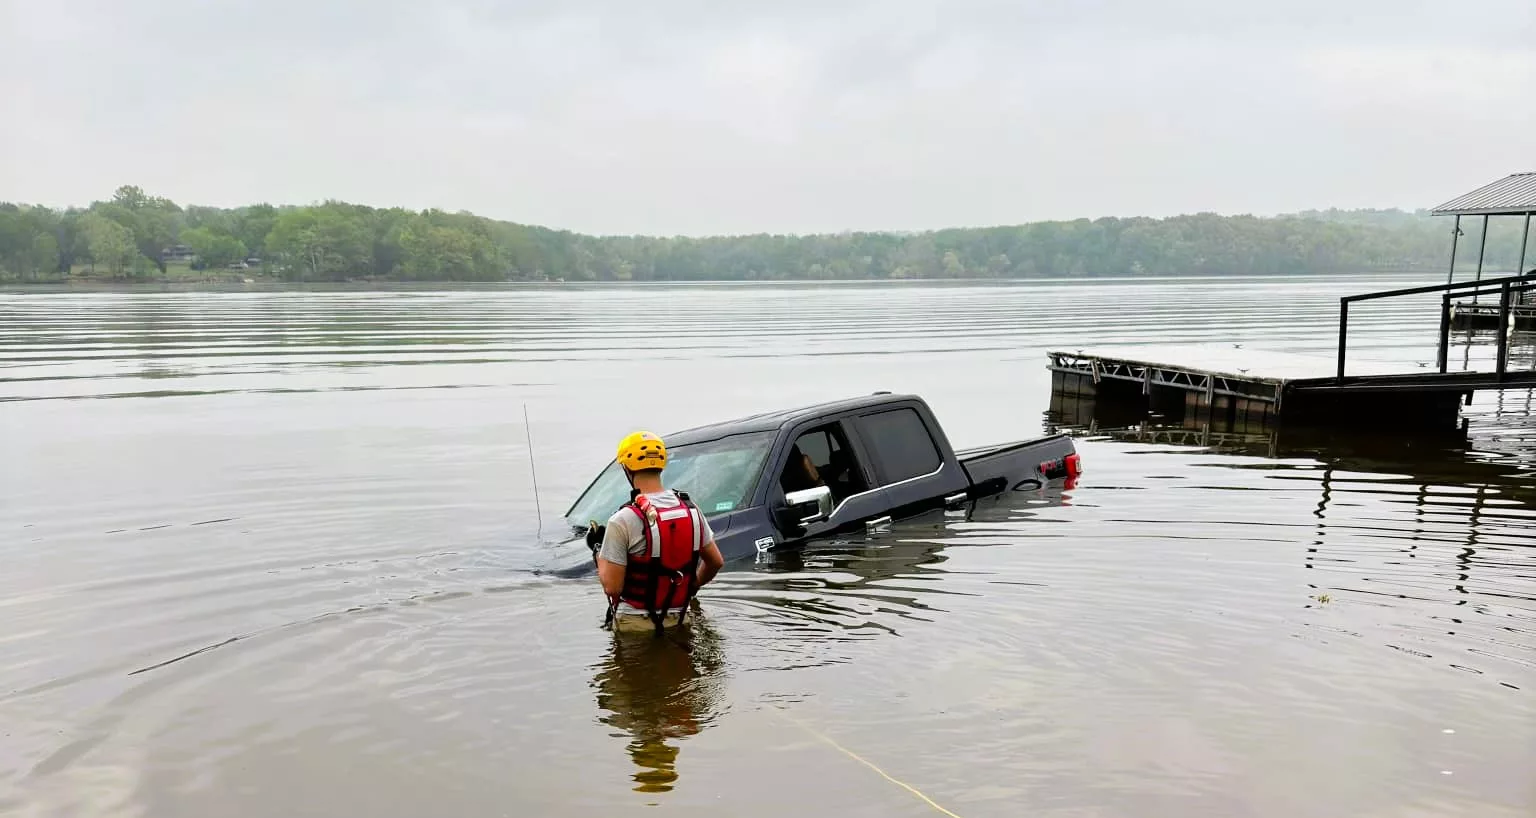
[
  {"x1": 1040, "y1": 454, "x2": 1081, "y2": 481},
  {"x1": 1044, "y1": 454, "x2": 1081, "y2": 484}
]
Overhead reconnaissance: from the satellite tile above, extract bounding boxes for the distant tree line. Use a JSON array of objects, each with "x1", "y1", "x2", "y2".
[{"x1": 1, "y1": 185, "x2": 1531, "y2": 283}]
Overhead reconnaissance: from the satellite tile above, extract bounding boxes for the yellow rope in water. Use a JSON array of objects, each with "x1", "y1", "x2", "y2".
[{"x1": 771, "y1": 708, "x2": 966, "y2": 818}]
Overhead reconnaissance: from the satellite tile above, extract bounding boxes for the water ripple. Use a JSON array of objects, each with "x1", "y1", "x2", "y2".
[{"x1": 2, "y1": 276, "x2": 1533, "y2": 817}]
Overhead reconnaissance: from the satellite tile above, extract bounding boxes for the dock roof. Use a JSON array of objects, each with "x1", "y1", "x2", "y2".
[{"x1": 1431, "y1": 172, "x2": 1536, "y2": 216}]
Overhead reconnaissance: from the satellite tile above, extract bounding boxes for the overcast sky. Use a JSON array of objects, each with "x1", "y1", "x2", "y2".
[{"x1": 2, "y1": 0, "x2": 1532, "y2": 235}]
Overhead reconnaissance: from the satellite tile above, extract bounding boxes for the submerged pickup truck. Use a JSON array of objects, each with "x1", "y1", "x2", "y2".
[{"x1": 550, "y1": 392, "x2": 1080, "y2": 571}]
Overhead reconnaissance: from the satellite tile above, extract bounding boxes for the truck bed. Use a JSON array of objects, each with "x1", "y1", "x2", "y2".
[{"x1": 957, "y1": 433, "x2": 1077, "y2": 493}]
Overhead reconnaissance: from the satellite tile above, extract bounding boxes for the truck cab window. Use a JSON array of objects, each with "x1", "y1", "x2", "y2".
[
  {"x1": 780, "y1": 423, "x2": 868, "y2": 505},
  {"x1": 856, "y1": 407, "x2": 942, "y2": 485}
]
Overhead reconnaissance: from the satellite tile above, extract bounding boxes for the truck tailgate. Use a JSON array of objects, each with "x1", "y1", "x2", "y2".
[{"x1": 958, "y1": 433, "x2": 1078, "y2": 492}]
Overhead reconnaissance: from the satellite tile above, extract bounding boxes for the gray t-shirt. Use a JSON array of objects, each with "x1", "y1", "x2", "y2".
[{"x1": 597, "y1": 490, "x2": 716, "y2": 567}]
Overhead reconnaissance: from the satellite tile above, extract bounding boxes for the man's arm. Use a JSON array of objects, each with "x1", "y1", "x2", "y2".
[
  {"x1": 695, "y1": 540, "x2": 724, "y2": 588},
  {"x1": 802, "y1": 453, "x2": 822, "y2": 485},
  {"x1": 595, "y1": 513, "x2": 633, "y2": 598},
  {"x1": 596, "y1": 556, "x2": 626, "y2": 598},
  {"x1": 692, "y1": 511, "x2": 725, "y2": 588}
]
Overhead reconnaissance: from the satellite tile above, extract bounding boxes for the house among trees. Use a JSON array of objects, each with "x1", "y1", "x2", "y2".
[{"x1": 161, "y1": 244, "x2": 196, "y2": 264}]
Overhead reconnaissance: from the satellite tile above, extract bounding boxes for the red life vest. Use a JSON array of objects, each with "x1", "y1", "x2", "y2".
[{"x1": 617, "y1": 491, "x2": 703, "y2": 626}]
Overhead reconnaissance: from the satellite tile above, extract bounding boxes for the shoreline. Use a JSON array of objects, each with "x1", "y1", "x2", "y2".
[{"x1": 0, "y1": 269, "x2": 1443, "y2": 294}]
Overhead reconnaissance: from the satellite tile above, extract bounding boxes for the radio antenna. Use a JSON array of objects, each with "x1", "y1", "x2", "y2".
[{"x1": 524, "y1": 402, "x2": 543, "y2": 536}]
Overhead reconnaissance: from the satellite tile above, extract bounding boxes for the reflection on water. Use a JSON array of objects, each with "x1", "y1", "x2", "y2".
[
  {"x1": 591, "y1": 612, "x2": 728, "y2": 794},
  {"x1": 1046, "y1": 388, "x2": 1536, "y2": 693},
  {"x1": 2, "y1": 278, "x2": 1534, "y2": 818}
]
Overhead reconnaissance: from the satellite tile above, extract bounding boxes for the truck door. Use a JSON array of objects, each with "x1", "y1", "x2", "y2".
[
  {"x1": 848, "y1": 403, "x2": 970, "y2": 524},
  {"x1": 769, "y1": 420, "x2": 888, "y2": 544}
]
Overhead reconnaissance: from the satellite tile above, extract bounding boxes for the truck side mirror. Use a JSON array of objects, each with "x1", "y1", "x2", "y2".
[{"x1": 778, "y1": 485, "x2": 833, "y2": 529}]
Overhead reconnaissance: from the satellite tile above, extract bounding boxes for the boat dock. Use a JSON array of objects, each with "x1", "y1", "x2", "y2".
[
  {"x1": 1047, "y1": 173, "x2": 1536, "y2": 434},
  {"x1": 1436, "y1": 171, "x2": 1536, "y2": 329}
]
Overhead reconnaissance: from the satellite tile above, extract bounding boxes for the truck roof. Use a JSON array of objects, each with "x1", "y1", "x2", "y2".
[{"x1": 666, "y1": 391, "x2": 917, "y2": 447}]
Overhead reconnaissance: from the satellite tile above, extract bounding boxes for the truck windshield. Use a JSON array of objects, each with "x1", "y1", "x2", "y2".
[{"x1": 564, "y1": 430, "x2": 777, "y2": 529}]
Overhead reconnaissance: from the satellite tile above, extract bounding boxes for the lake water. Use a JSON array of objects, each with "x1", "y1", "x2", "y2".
[{"x1": 2, "y1": 276, "x2": 1533, "y2": 818}]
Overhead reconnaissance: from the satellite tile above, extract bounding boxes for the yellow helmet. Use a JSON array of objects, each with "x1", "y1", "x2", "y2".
[{"x1": 616, "y1": 430, "x2": 667, "y2": 472}]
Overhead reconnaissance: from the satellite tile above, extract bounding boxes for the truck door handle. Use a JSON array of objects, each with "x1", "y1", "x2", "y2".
[
  {"x1": 944, "y1": 492, "x2": 967, "y2": 507},
  {"x1": 866, "y1": 516, "x2": 892, "y2": 530}
]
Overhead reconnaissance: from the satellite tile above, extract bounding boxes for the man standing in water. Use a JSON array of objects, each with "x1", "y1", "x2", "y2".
[{"x1": 589, "y1": 431, "x2": 725, "y2": 634}]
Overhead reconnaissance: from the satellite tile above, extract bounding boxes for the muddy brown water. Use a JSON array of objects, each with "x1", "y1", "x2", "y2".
[{"x1": 2, "y1": 277, "x2": 1533, "y2": 817}]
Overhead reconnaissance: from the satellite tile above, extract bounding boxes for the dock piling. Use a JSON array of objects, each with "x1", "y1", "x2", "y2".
[
  {"x1": 1496, "y1": 282, "x2": 1512, "y2": 377},
  {"x1": 1474, "y1": 214, "x2": 1490, "y2": 303},
  {"x1": 1336, "y1": 301, "x2": 1350, "y2": 378},
  {"x1": 1519, "y1": 213, "x2": 1531, "y2": 306},
  {"x1": 1437, "y1": 293, "x2": 1452, "y2": 373}
]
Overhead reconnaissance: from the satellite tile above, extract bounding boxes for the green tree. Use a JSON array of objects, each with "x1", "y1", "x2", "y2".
[
  {"x1": 395, "y1": 217, "x2": 473, "y2": 279},
  {"x1": 180, "y1": 226, "x2": 249, "y2": 270},
  {"x1": 264, "y1": 205, "x2": 373, "y2": 280},
  {"x1": 78, "y1": 213, "x2": 139, "y2": 277},
  {"x1": 26, "y1": 234, "x2": 60, "y2": 279},
  {"x1": 110, "y1": 185, "x2": 149, "y2": 210},
  {"x1": 235, "y1": 204, "x2": 278, "y2": 258},
  {"x1": 0, "y1": 206, "x2": 62, "y2": 280},
  {"x1": 9, "y1": 184, "x2": 1532, "y2": 284},
  {"x1": 183, "y1": 205, "x2": 235, "y2": 235},
  {"x1": 91, "y1": 186, "x2": 181, "y2": 272}
]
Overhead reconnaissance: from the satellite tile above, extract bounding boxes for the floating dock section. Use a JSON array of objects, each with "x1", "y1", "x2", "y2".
[{"x1": 1047, "y1": 343, "x2": 1536, "y2": 434}]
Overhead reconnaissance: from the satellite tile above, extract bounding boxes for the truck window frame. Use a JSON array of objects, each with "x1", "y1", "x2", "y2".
[
  {"x1": 777, "y1": 420, "x2": 872, "y2": 506},
  {"x1": 763, "y1": 414, "x2": 879, "y2": 513},
  {"x1": 850, "y1": 405, "x2": 946, "y2": 488},
  {"x1": 760, "y1": 398, "x2": 952, "y2": 523}
]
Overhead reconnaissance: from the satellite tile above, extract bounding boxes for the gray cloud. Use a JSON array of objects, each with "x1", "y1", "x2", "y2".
[{"x1": 3, "y1": 0, "x2": 1532, "y2": 235}]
